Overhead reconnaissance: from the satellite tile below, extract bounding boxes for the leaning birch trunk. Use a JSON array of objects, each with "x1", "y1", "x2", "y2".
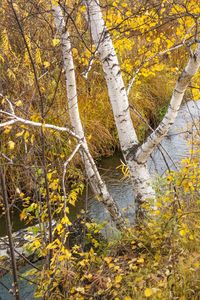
[
  {"x1": 52, "y1": 4, "x2": 125, "y2": 230},
  {"x1": 87, "y1": 0, "x2": 155, "y2": 215},
  {"x1": 135, "y1": 43, "x2": 200, "y2": 163}
]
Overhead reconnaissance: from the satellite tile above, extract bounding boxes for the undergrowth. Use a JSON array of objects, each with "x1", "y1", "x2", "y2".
[{"x1": 23, "y1": 150, "x2": 200, "y2": 300}]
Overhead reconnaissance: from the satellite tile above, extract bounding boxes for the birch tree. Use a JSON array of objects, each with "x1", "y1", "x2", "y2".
[
  {"x1": 52, "y1": 3, "x2": 125, "y2": 229},
  {"x1": 86, "y1": 0, "x2": 200, "y2": 216}
]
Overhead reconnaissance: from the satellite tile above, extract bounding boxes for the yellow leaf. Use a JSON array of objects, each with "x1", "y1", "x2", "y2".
[
  {"x1": 65, "y1": 207, "x2": 69, "y2": 214},
  {"x1": 189, "y1": 234, "x2": 194, "y2": 240},
  {"x1": 43, "y1": 61, "x2": 50, "y2": 68},
  {"x1": 49, "y1": 179, "x2": 59, "y2": 190},
  {"x1": 30, "y1": 135, "x2": 34, "y2": 144},
  {"x1": 192, "y1": 87, "x2": 200, "y2": 101},
  {"x1": 31, "y1": 114, "x2": 40, "y2": 122},
  {"x1": 3, "y1": 126, "x2": 12, "y2": 134},
  {"x1": 35, "y1": 48, "x2": 42, "y2": 65},
  {"x1": 8, "y1": 141, "x2": 15, "y2": 150},
  {"x1": 85, "y1": 273, "x2": 92, "y2": 280},
  {"x1": 56, "y1": 223, "x2": 63, "y2": 233},
  {"x1": 20, "y1": 209, "x2": 27, "y2": 221},
  {"x1": 0, "y1": 54, "x2": 5, "y2": 63},
  {"x1": 52, "y1": 38, "x2": 60, "y2": 47},
  {"x1": 64, "y1": 249, "x2": 71, "y2": 259},
  {"x1": 115, "y1": 275, "x2": 122, "y2": 284},
  {"x1": 16, "y1": 130, "x2": 24, "y2": 137},
  {"x1": 52, "y1": 0, "x2": 59, "y2": 5},
  {"x1": 154, "y1": 209, "x2": 160, "y2": 215},
  {"x1": 137, "y1": 257, "x2": 144, "y2": 264},
  {"x1": 87, "y1": 134, "x2": 92, "y2": 141},
  {"x1": 104, "y1": 256, "x2": 112, "y2": 264},
  {"x1": 179, "y1": 229, "x2": 187, "y2": 236},
  {"x1": 8, "y1": 68, "x2": 16, "y2": 80},
  {"x1": 61, "y1": 216, "x2": 72, "y2": 225},
  {"x1": 144, "y1": 288, "x2": 153, "y2": 297},
  {"x1": 76, "y1": 287, "x2": 85, "y2": 293},
  {"x1": 33, "y1": 239, "x2": 41, "y2": 248},
  {"x1": 24, "y1": 131, "x2": 30, "y2": 142},
  {"x1": 124, "y1": 297, "x2": 132, "y2": 300},
  {"x1": 15, "y1": 100, "x2": 22, "y2": 107}
]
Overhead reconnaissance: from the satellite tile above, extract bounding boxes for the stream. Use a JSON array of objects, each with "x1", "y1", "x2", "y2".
[
  {"x1": 0, "y1": 100, "x2": 200, "y2": 299},
  {"x1": 90, "y1": 100, "x2": 200, "y2": 231}
]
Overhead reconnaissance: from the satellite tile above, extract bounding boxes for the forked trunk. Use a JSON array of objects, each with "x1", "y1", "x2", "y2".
[
  {"x1": 87, "y1": 0, "x2": 200, "y2": 217},
  {"x1": 87, "y1": 0, "x2": 155, "y2": 215}
]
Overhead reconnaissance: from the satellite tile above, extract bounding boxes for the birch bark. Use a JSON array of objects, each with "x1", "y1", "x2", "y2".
[
  {"x1": 87, "y1": 0, "x2": 155, "y2": 214},
  {"x1": 52, "y1": 4, "x2": 125, "y2": 229}
]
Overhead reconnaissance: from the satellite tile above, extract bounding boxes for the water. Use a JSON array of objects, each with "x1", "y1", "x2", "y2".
[
  {"x1": 0, "y1": 263, "x2": 42, "y2": 300},
  {"x1": 148, "y1": 100, "x2": 200, "y2": 174},
  {"x1": 89, "y1": 100, "x2": 200, "y2": 227}
]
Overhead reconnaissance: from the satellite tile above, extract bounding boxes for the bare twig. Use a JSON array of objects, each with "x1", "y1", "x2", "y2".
[
  {"x1": 0, "y1": 109, "x2": 81, "y2": 140},
  {"x1": 0, "y1": 153, "x2": 13, "y2": 164},
  {"x1": 62, "y1": 142, "x2": 82, "y2": 217},
  {"x1": 127, "y1": 43, "x2": 185, "y2": 95},
  {"x1": 127, "y1": 26, "x2": 195, "y2": 95}
]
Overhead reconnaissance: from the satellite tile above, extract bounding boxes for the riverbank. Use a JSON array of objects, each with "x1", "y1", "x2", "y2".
[
  {"x1": 1, "y1": 99, "x2": 200, "y2": 298},
  {"x1": 4, "y1": 157, "x2": 198, "y2": 300},
  {"x1": 1, "y1": 96, "x2": 200, "y2": 255}
]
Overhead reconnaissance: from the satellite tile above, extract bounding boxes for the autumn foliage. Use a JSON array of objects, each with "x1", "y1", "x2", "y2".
[
  {"x1": 20, "y1": 151, "x2": 200, "y2": 299},
  {"x1": 0, "y1": 0, "x2": 200, "y2": 299}
]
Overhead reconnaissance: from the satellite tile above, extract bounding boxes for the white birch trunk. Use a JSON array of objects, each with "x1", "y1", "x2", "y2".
[
  {"x1": 135, "y1": 43, "x2": 200, "y2": 163},
  {"x1": 87, "y1": 0, "x2": 155, "y2": 213},
  {"x1": 52, "y1": 4, "x2": 125, "y2": 229}
]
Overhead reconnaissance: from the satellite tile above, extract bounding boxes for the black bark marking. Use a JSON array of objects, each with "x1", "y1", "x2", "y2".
[
  {"x1": 174, "y1": 89, "x2": 184, "y2": 94},
  {"x1": 125, "y1": 144, "x2": 140, "y2": 161}
]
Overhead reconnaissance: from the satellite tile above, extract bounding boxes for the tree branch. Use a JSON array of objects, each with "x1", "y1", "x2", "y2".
[
  {"x1": 127, "y1": 27, "x2": 195, "y2": 96},
  {"x1": 0, "y1": 109, "x2": 81, "y2": 141}
]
